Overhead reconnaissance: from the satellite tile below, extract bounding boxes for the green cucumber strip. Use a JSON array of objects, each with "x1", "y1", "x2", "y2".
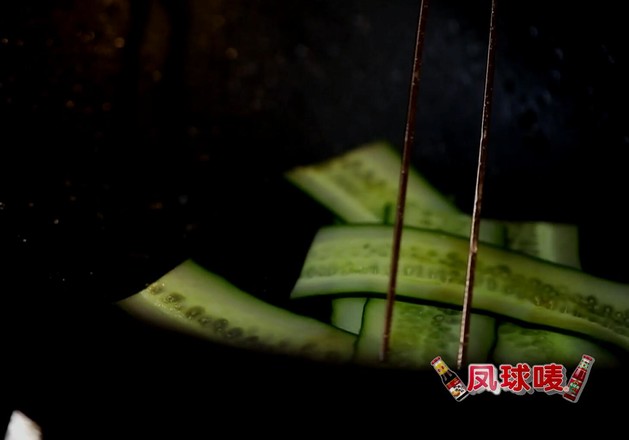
[
  {"x1": 354, "y1": 299, "x2": 496, "y2": 369},
  {"x1": 384, "y1": 205, "x2": 506, "y2": 246},
  {"x1": 494, "y1": 220, "x2": 591, "y2": 364},
  {"x1": 290, "y1": 224, "x2": 629, "y2": 352},
  {"x1": 330, "y1": 297, "x2": 367, "y2": 335},
  {"x1": 492, "y1": 322, "x2": 620, "y2": 368},
  {"x1": 287, "y1": 141, "x2": 586, "y2": 365},
  {"x1": 286, "y1": 140, "x2": 506, "y2": 246},
  {"x1": 285, "y1": 140, "x2": 459, "y2": 223},
  {"x1": 329, "y1": 210, "x2": 505, "y2": 343},
  {"x1": 117, "y1": 259, "x2": 357, "y2": 363},
  {"x1": 504, "y1": 221, "x2": 581, "y2": 269}
]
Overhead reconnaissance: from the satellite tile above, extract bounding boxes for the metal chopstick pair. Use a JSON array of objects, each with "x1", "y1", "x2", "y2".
[{"x1": 380, "y1": 0, "x2": 499, "y2": 371}]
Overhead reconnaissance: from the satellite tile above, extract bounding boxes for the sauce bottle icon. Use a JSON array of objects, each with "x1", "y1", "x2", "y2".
[
  {"x1": 431, "y1": 356, "x2": 469, "y2": 402},
  {"x1": 563, "y1": 354, "x2": 595, "y2": 403}
]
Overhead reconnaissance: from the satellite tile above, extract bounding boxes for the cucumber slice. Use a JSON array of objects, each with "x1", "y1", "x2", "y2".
[
  {"x1": 492, "y1": 322, "x2": 620, "y2": 368},
  {"x1": 384, "y1": 206, "x2": 506, "y2": 246},
  {"x1": 117, "y1": 259, "x2": 357, "y2": 363},
  {"x1": 286, "y1": 141, "x2": 597, "y2": 366},
  {"x1": 286, "y1": 141, "x2": 605, "y2": 365},
  {"x1": 290, "y1": 224, "x2": 629, "y2": 352},
  {"x1": 354, "y1": 299, "x2": 496, "y2": 369},
  {"x1": 285, "y1": 140, "x2": 459, "y2": 223},
  {"x1": 285, "y1": 140, "x2": 507, "y2": 244},
  {"x1": 493, "y1": 220, "x2": 597, "y2": 363},
  {"x1": 504, "y1": 221, "x2": 581, "y2": 269},
  {"x1": 330, "y1": 297, "x2": 367, "y2": 335}
]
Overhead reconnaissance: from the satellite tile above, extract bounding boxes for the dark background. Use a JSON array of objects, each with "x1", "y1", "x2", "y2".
[{"x1": 2, "y1": 0, "x2": 628, "y2": 436}]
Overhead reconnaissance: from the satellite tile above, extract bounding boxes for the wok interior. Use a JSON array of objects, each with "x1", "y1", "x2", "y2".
[{"x1": 3, "y1": 0, "x2": 629, "y2": 434}]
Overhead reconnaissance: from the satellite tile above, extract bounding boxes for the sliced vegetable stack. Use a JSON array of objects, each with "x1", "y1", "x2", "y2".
[{"x1": 117, "y1": 141, "x2": 629, "y2": 370}]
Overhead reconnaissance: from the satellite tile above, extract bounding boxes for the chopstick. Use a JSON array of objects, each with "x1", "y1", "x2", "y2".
[
  {"x1": 380, "y1": 0, "x2": 432, "y2": 363},
  {"x1": 457, "y1": 0, "x2": 499, "y2": 370}
]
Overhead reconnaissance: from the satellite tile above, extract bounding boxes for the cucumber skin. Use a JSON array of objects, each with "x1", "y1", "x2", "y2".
[
  {"x1": 117, "y1": 260, "x2": 357, "y2": 364},
  {"x1": 290, "y1": 225, "x2": 629, "y2": 352}
]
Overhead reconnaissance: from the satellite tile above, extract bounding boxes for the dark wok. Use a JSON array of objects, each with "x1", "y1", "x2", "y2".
[{"x1": 2, "y1": 0, "x2": 628, "y2": 436}]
